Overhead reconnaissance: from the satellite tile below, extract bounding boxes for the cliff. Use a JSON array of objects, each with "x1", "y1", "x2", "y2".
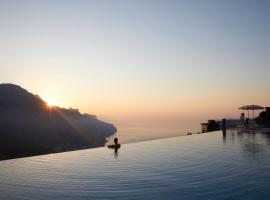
[{"x1": 0, "y1": 84, "x2": 117, "y2": 160}]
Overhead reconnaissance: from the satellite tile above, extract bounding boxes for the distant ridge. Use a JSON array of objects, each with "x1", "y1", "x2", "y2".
[{"x1": 0, "y1": 83, "x2": 117, "y2": 160}]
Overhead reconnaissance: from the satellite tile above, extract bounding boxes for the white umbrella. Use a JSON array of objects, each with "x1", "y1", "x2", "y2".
[{"x1": 239, "y1": 105, "x2": 264, "y2": 119}]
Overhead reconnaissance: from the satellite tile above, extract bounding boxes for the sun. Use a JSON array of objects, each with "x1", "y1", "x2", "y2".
[{"x1": 43, "y1": 97, "x2": 60, "y2": 107}]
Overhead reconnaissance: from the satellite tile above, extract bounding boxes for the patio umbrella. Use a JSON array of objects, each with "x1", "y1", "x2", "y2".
[{"x1": 238, "y1": 105, "x2": 264, "y2": 119}]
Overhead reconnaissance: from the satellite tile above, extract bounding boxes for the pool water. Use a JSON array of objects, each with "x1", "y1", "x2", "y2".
[{"x1": 1, "y1": 130, "x2": 270, "y2": 200}]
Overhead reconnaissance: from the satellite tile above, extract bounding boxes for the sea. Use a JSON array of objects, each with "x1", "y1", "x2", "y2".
[{"x1": 106, "y1": 118, "x2": 202, "y2": 144}]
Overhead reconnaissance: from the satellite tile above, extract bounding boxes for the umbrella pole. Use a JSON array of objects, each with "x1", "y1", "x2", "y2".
[{"x1": 253, "y1": 110, "x2": 254, "y2": 119}]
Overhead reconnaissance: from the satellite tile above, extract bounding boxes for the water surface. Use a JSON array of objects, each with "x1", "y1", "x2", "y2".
[
  {"x1": 107, "y1": 118, "x2": 201, "y2": 144},
  {"x1": 1, "y1": 130, "x2": 270, "y2": 200}
]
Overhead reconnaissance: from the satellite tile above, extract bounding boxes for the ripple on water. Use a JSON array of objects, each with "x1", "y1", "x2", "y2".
[{"x1": 1, "y1": 130, "x2": 270, "y2": 200}]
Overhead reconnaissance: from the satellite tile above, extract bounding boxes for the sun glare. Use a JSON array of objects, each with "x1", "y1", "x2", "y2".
[{"x1": 43, "y1": 97, "x2": 60, "y2": 107}]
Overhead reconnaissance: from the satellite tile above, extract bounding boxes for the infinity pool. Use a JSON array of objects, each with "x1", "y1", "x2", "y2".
[{"x1": 1, "y1": 130, "x2": 270, "y2": 200}]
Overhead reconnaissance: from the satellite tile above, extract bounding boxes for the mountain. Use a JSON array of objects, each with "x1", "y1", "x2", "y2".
[{"x1": 0, "y1": 83, "x2": 117, "y2": 160}]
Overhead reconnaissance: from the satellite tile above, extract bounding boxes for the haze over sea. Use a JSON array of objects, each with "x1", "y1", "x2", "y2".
[{"x1": 107, "y1": 118, "x2": 202, "y2": 144}]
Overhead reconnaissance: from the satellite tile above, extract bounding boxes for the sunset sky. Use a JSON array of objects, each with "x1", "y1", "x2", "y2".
[{"x1": 1, "y1": 0, "x2": 270, "y2": 122}]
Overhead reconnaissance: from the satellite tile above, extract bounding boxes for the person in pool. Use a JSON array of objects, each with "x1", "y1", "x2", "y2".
[
  {"x1": 108, "y1": 137, "x2": 121, "y2": 149},
  {"x1": 114, "y1": 138, "x2": 118, "y2": 145},
  {"x1": 108, "y1": 137, "x2": 121, "y2": 157}
]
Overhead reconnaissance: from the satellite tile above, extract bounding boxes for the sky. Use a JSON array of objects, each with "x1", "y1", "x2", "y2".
[{"x1": 0, "y1": 0, "x2": 270, "y2": 122}]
